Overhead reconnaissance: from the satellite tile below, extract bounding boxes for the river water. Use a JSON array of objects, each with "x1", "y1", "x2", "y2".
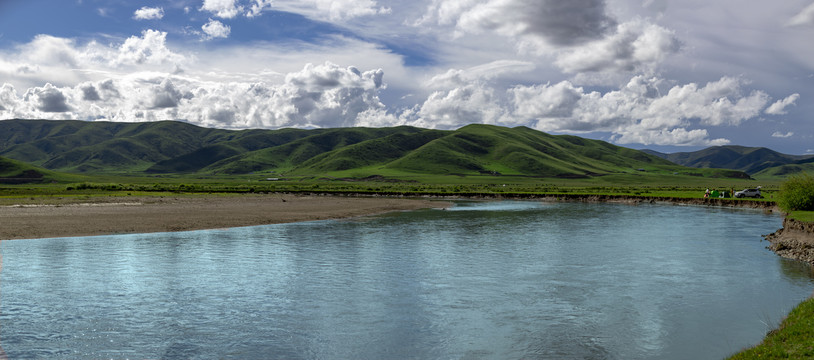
[{"x1": 0, "y1": 201, "x2": 812, "y2": 359}]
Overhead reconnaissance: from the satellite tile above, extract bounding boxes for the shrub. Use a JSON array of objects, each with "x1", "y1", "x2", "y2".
[{"x1": 778, "y1": 173, "x2": 814, "y2": 212}]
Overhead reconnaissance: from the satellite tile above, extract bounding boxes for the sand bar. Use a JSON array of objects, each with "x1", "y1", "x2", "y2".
[{"x1": 0, "y1": 194, "x2": 450, "y2": 240}]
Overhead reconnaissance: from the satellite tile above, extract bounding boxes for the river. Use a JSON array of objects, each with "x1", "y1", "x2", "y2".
[{"x1": 0, "y1": 201, "x2": 811, "y2": 359}]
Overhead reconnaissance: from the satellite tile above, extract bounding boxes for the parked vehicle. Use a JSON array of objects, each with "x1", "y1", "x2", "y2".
[{"x1": 734, "y1": 187, "x2": 762, "y2": 198}]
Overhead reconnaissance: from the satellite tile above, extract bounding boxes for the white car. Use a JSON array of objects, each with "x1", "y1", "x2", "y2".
[{"x1": 735, "y1": 187, "x2": 762, "y2": 198}]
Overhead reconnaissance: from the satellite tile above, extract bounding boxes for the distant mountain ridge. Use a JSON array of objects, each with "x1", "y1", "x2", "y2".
[
  {"x1": 0, "y1": 119, "x2": 749, "y2": 179},
  {"x1": 643, "y1": 146, "x2": 814, "y2": 175}
]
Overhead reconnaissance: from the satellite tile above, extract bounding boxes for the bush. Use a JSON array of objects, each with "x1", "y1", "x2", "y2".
[{"x1": 778, "y1": 173, "x2": 814, "y2": 212}]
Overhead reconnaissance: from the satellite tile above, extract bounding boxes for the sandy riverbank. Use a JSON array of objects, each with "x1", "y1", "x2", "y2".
[{"x1": 0, "y1": 194, "x2": 450, "y2": 240}]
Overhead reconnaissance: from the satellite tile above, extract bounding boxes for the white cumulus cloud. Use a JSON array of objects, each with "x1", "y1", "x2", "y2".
[
  {"x1": 0, "y1": 62, "x2": 390, "y2": 129},
  {"x1": 408, "y1": 83, "x2": 507, "y2": 129},
  {"x1": 199, "y1": 0, "x2": 279, "y2": 18},
  {"x1": 202, "y1": 19, "x2": 231, "y2": 40},
  {"x1": 401, "y1": 69, "x2": 773, "y2": 146},
  {"x1": 133, "y1": 6, "x2": 164, "y2": 20},
  {"x1": 772, "y1": 131, "x2": 794, "y2": 138},
  {"x1": 0, "y1": 30, "x2": 187, "y2": 92},
  {"x1": 201, "y1": 0, "x2": 242, "y2": 19},
  {"x1": 111, "y1": 30, "x2": 187, "y2": 68},
  {"x1": 246, "y1": 0, "x2": 274, "y2": 17},
  {"x1": 554, "y1": 19, "x2": 681, "y2": 74},
  {"x1": 313, "y1": 0, "x2": 390, "y2": 20},
  {"x1": 765, "y1": 93, "x2": 800, "y2": 115},
  {"x1": 509, "y1": 76, "x2": 767, "y2": 145}
]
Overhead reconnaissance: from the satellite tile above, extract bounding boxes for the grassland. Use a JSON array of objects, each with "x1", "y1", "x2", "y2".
[
  {"x1": 788, "y1": 211, "x2": 814, "y2": 223},
  {"x1": 0, "y1": 171, "x2": 782, "y2": 203}
]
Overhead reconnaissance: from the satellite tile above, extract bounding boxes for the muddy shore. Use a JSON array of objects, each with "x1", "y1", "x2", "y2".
[{"x1": 0, "y1": 194, "x2": 450, "y2": 240}]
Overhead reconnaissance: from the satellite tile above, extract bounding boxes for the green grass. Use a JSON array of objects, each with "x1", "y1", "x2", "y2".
[
  {"x1": 0, "y1": 170, "x2": 780, "y2": 203},
  {"x1": 787, "y1": 211, "x2": 814, "y2": 222},
  {"x1": 728, "y1": 297, "x2": 814, "y2": 359}
]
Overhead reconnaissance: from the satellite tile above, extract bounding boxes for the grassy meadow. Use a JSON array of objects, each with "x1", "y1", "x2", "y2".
[{"x1": 0, "y1": 170, "x2": 782, "y2": 204}]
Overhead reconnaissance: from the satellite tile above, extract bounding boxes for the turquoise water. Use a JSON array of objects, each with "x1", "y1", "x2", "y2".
[{"x1": 0, "y1": 201, "x2": 811, "y2": 359}]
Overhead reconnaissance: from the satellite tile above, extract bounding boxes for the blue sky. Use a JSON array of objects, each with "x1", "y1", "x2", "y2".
[{"x1": 1, "y1": 0, "x2": 812, "y2": 154}]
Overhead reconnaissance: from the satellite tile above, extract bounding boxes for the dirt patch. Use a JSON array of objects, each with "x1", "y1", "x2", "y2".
[
  {"x1": 765, "y1": 217, "x2": 814, "y2": 264},
  {"x1": 0, "y1": 194, "x2": 450, "y2": 240}
]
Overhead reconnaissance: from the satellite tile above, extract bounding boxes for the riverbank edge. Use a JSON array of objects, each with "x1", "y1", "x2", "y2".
[{"x1": 763, "y1": 218, "x2": 814, "y2": 265}]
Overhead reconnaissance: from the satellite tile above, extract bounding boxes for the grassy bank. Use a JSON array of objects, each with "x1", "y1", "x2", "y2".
[
  {"x1": 788, "y1": 210, "x2": 814, "y2": 223},
  {"x1": 728, "y1": 297, "x2": 814, "y2": 359}
]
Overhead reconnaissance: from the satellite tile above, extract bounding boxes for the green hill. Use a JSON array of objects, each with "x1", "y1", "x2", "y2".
[
  {"x1": 753, "y1": 157, "x2": 814, "y2": 178},
  {"x1": 0, "y1": 119, "x2": 751, "y2": 179},
  {"x1": 383, "y1": 124, "x2": 697, "y2": 177},
  {"x1": 644, "y1": 146, "x2": 814, "y2": 175},
  {"x1": 147, "y1": 128, "x2": 317, "y2": 173},
  {"x1": 0, "y1": 119, "x2": 235, "y2": 172},
  {"x1": 290, "y1": 128, "x2": 448, "y2": 174},
  {"x1": 197, "y1": 127, "x2": 436, "y2": 174},
  {"x1": 0, "y1": 156, "x2": 77, "y2": 184}
]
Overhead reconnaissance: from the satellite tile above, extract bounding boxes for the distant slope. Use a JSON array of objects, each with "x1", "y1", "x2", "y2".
[
  {"x1": 200, "y1": 127, "x2": 437, "y2": 174},
  {"x1": 385, "y1": 124, "x2": 677, "y2": 177},
  {"x1": 0, "y1": 156, "x2": 77, "y2": 184},
  {"x1": 0, "y1": 119, "x2": 236, "y2": 172},
  {"x1": 753, "y1": 157, "x2": 814, "y2": 178},
  {"x1": 291, "y1": 128, "x2": 448, "y2": 174},
  {"x1": 0, "y1": 119, "x2": 751, "y2": 179},
  {"x1": 644, "y1": 146, "x2": 814, "y2": 174},
  {"x1": 292, "y1": 124, "x2": 740, "y2": 178},
  {"x1": 147, "y1": 128, "x2": 317, "y2": 173}
]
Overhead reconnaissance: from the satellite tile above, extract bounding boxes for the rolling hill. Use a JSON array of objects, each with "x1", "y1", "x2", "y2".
[
  {"x1": 380, "y1": 124, "x2": 677, "y2": 177},
  {"x1": 0, "y1": 155, "x2": 79, "y2": 184},
  {"x1": 752, "y1": 159, "x2": 814, "y2": 178},
  {"x1": 643, "y1": 146, "x2": 814, "y2": 175},
  {"x1": 0, "y1": 119, "x2": 750, "y2": 179},
  {"x1": 0, "y1": 119, "x2": 235, "y2": 172}
]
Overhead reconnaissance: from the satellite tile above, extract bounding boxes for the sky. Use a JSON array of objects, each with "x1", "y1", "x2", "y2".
[{"x1": 0, "y1": 0, "x2": 812, "y2": 154}]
